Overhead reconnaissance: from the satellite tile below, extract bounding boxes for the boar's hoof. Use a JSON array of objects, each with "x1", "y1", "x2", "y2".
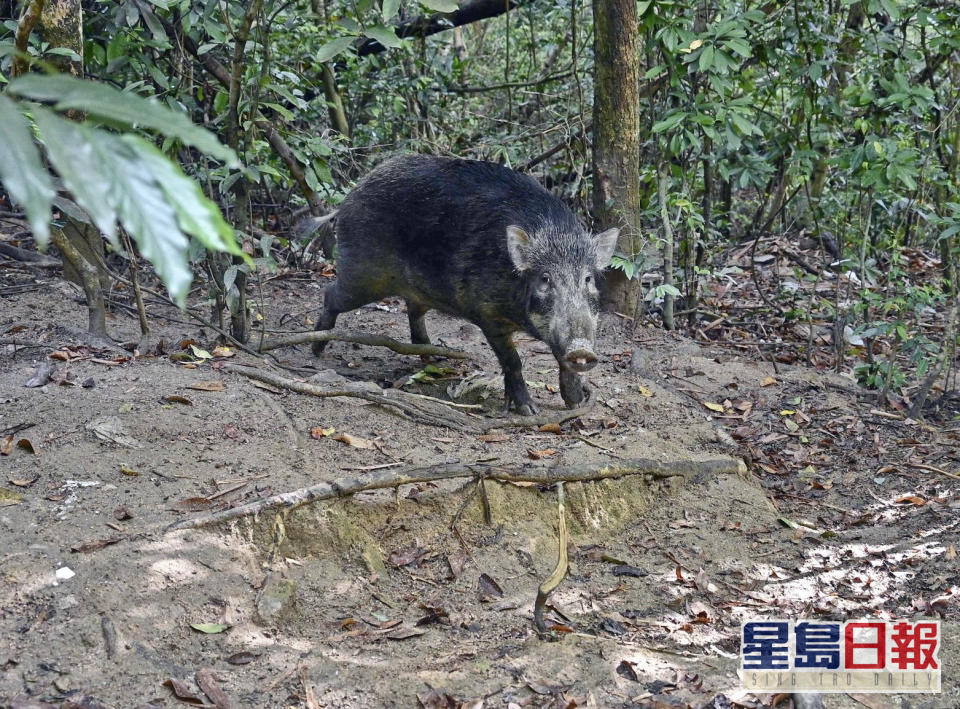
[
  {"x1": 505, "y1": 394, "x2": 539, "y2": 416},
  {"x1": 311, "y1": 339, "x2": 328, "y2": 356},
  {"x1": 559, "y1": 368, "x2": 589, "y2": 408}
]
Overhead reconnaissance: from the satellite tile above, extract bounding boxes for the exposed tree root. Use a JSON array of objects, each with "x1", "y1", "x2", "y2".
[
  {"x1": 166, "y1": 455, "x2": 746, "y2": 532},
  {"x1": 534, "y1": 483, "x2": 568, "y2": 635},
  {"x1": 257, "y1": 328, "x2": 472, "y2": 360},
  {"x1": 225, "y1": 364, "x2": 599, "y2": 431}
]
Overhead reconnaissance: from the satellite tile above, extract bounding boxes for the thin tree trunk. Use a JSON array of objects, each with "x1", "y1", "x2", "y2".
[{"x1": 592, "y1": 0, "x2": 643, "y2": 312}]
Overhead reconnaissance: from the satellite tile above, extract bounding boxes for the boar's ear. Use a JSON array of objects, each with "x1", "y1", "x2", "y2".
[
  {"x1": 506, "y1": 225, "x2": 531, "y2": 271},
  {"x1": 594, "y1": 227, "x2": 619, "y2": 270}
]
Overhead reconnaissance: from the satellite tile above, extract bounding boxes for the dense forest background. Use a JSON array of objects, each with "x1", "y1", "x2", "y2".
[{"x1": 1, "y1": 0, "x2": 958, "y2": 414}]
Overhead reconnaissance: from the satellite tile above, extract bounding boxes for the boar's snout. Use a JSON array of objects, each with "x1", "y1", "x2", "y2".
[{"x1": 563, "y1": 339, "x2": 598, "y2": 372}]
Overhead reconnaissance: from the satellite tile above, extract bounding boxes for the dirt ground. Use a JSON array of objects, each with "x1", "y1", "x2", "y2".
[{"x1": 0, "y1": 264, "x2": 957, "y2": 709}]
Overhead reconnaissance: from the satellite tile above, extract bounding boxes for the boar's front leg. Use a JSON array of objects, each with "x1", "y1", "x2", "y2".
[
  {"x1": 482, "y1": 327, "x2": 538, "y2": 416},
  {"x1": 558, "y1": 365, "x2": 588, "y2": 408}
]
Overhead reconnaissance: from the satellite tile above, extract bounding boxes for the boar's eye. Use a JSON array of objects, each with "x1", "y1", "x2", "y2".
[
  {"x1": 540, "y1": 273, "x2": 551, "y2": 286},
  {"x1": 584, "y1": 274, "x2": 593, "y2": 286}
]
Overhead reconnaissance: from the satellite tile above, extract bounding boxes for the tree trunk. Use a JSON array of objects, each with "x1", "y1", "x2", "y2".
[
  {"x1": 35, "y1": 0, "x2": 113, "y2": 339},
  {"x1": 591, "y1": 0, "x2": 643, "y2": 312}
]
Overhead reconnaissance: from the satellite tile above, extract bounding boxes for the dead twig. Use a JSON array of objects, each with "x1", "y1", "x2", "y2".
[{"x1": 166, "y1": 455, "x2": 746, "y2": 531}]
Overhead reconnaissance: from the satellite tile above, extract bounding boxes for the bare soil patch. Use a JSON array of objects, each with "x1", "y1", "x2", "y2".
[{"x1": 1, "y1": 266, "x2": 957, "y2": 708}]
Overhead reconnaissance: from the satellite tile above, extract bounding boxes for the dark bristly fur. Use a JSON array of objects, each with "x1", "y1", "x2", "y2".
[{"x1": 313, "y1": 154, "x2": 618, "y2": 415}]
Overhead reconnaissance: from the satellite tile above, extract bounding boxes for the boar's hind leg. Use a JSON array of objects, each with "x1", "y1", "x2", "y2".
[
  {"x1": 406, "y1": 300, "x2": 431, "y2": 345},
  {"x1": 482, "y1": 328, "x2": 538, "y2": 416},
  {"x1": 312, "y1": 281, "x2": 373, "y2": 356}
]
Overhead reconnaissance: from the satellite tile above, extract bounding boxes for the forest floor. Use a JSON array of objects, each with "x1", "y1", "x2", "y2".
[{"x1": 0, "y1": 251, "x2": 958, "y2": 709}]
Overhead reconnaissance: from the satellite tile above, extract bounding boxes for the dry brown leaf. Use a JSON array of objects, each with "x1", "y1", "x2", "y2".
[
  {"x1": 333, "y1": 432, "x2": 374, "y2": 449},
  {"x1": 386, "y1": 627, "x2": 426, "y2": 640},
  {"x1": 71, "y1": 535, "x2": 124, "y2": 553},
  {"x1": 760, "y1": 376, "x2": 778, "y2": 387},
  {"x1": 164, "y1": 677, "x2": 205, "y2": 705},
  {"x1": 164, "y1": 394, "x2": 193, "y2": 405},
  {"x1": 538, "y1": 423, "x2": 562, "y2": 434},
  {"x1": 210, "y1": 346, "x2": 235, "y2": 359},
  {"x1": 187, "y1": 380, "x2": 225, "y2": 392},
  {"x1": 9, "y1": 476, "x2": 38, "y2": 487},
  {"x1": 528, "y1": 448, "x2": 557, "y2": 459},
  {"x1": 15, "y1": 438, "x2": 36, "y2": 454},
  {"x1": 120, "y1": 466, "x2": 140, "y2": 476},
  {"x1": 310, "y1": 426, "x2": 336, "y2": 439},
  {"x1": 172, "y1": 497, "x2": 213, "y2": 512},
  {"x1": 895, "y1": 495, "x2": 926, "y2": 506},
  {"x1": 196, "y1": 667, "x2": 233, "y2": 709},
  {"x1": 477, "y1": 433, "x2": 509, "y2": 443},
  {"x1": 0, "y1": 436, "x2": 13, "y2": 456}
]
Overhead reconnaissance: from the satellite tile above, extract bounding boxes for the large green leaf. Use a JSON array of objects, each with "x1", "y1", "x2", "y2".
[
  {"x1": 381, "y1": 0, "x2": 400, "y2": 21},
  {"x1": 31, "y1": 107, "x2": 118, "y2": 244},
  {"x1": 419, "y1": 0, "x2": 458, "y2": 11},
  {"x1": 364, "y1": 25, "x2": 402, "y2": 49},
  {"x1": 124, "y1": 136, "x2": 244, "y2": 259},
  {"x1": 91, "y1": 131, "x2": 193, "y2": 303},
  {"x1": 0, "y1": 96, "x2": 55, "y2": 247},
  {"x1": 317, "y1": 37, "x2": 355, "y2": 62},
  {"x1": 8, "y1": 74, "x2": 239, "y2": 167}
]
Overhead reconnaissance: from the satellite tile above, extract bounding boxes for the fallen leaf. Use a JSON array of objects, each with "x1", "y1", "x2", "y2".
[
  {"x1": 637, "y1": 384, "x2": 653, "y2": 397},
  {"x1": 310, "y1": 426, "x2": 336, "y2": 439},
  {"x1": 333, "y1": 432, "x2": 374, "y2": 449},
  {"x1": 211, "y1": 346, "x2": 235, "y2": 358},
  {"x1": 187, "y1": 380, "x2": 225, "y2": 392},
  {"x1": 477, "y1": 433, "x2": 509, "y2": 443},
  {"x1": 163, "y1": 394, "x2": 193, "y2": 405},
  {"x1": 225, "y1": 652, "x2": 259, "y2": 665},
  {"x1": 616, "y1": 660, "x2": 640, "y2": 682},
  {"x1": 760, "y1": 376, "x2": 778, "y2": 387},
  {"x1": 114, "y1": 506, "x2": 133, "y2": 521},
  {"x1": 387, "y1": 547, "x2": 424, "y2": 568},
  {"x1": 703, "y1": 401, "x2": 725, "y2": 413},
  {"x1": 172, "y1": 497, "x2": 213, "y2": 512},
  {"x1": 477, "y1": 573, "x2": 504, "y2": 602},
  {"x1": 196, "y1": 667, "x2": 233, "y2": 709},
  {"x1": 164, "y1": 678, "x2": 205, "y2": 705},
  {"x1": 612, "y1": 564, "x2": 648, "y2": 577},
  {"x1": 120, "y1": 466, "x2": 140, "y2": 476},
  {"x1": 386, "y1": 627, "x2": 426, "y2": 640},
  {"x1": 190, "y1": 622, "x2": 229, "y2": 634},
  {"x1": 86, "y1": 416, "x2": 141, "y2": 448},
  {"x1": 0, "y1": 487, "x2": 23, "y2": 506},
  {"x1": 0, "y1": 436, "x2": 13, "y2": 455},
  {"x1": 527, "y1": 448, "x2": 556, "y2": 459},
  {"x1": 894, "y1": 495, "x2": 926, "y2": 506},
  {"x1": 9, "y1": 476, "x2": 38, "y2": 487},
  {"x1": 71, "y1": 535, "x2": 123, "y2": 553},
  {"x1": 538, "y1": 423, "x2": 562, "y2": 434}
]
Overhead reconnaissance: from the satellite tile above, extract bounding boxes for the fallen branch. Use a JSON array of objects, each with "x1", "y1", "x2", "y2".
[
  {"x1": 226, "y1": 363, "x2": 598, "y2": 431},
  {"x1": 166, "y1": 456, "x2": 746, "y2": 531},
  {"x1": 227, "y1": 363, "x2": 474, "y2": 430},
  {"x1": 259, "y1": 328, "x2": 472, "y2": 360}
]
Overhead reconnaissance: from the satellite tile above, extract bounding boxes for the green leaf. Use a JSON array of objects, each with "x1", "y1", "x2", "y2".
[
  {"x1": 698, "y1": 44, "x2": 715, "y2": 72},
  {"x1": 724, "y1": 38, "x2": 751, "y2": 58},
  {"x1": 382, "y1": 0, "x2": 401, "y2": 21},
  {"x1": 419, "y1": 0, "x2": 459, "y2": 11},
  {"x1": 0, "y1": 96, "x2": 55, "y2": 247},
  {"x1": 31, "y1": 107, "x2": 118, "y2": 244},
  {"x1": 879, "y1": 0, "x2": 900, "y2": 20},
  {"x1": 8, "y1": 74, "x2": 238, "y2": 167},
  {"x1": 364, "y1": 25, "x2": 402, "y2": 48},
  {"x1": 190, "y1": 622, "x2": 229, "y2": 634},
  {"x1": 123, "y1": 136, "x2": 244, "y2": 260},
  {"x1": 317, "y1": 36, "x2": 355, "y2": 62},
  {"x1": 652, "y1": 112, "x2": 686, "y2": 133},
  {"x1": 90, "y1": 131, "x2": 193, "y2": 303}
]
